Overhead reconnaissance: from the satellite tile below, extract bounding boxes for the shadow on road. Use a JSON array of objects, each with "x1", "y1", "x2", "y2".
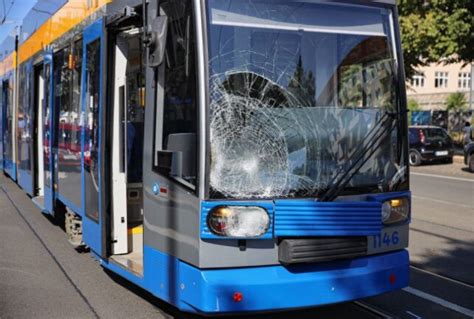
[{"x1": 410, "y1": 228, "x2": 474, "y2": 285}]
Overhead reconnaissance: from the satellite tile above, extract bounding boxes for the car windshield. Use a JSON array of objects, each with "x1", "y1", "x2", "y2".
[{"x1": 206, "y1": 0, "x2": 407, "y2": 199}]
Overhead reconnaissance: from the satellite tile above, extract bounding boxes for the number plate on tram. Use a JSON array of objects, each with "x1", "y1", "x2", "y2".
[{"x1": 367, "y1": 225, "x2": 408, "y2": 255}]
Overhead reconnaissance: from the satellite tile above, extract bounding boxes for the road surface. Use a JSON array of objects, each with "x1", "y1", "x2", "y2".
[{"x1": 0, "y1": 161, "x2": 472, "y2": 318}]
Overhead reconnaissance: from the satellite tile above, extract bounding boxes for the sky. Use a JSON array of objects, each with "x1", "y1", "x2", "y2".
[{"x1": 0, "y1": 0, "x2": 37, "y2": 45}]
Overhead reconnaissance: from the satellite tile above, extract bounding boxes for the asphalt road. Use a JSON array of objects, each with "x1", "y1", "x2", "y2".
[
  {"x1": 363, "y1": 161, "x2": 474, "y2": 318},
  {"x1": 0, "y1": 161, "x2": 473, "y2": 319},
  {"x1": 409, "y1": 163, "x2": 474, "y2": 285}
]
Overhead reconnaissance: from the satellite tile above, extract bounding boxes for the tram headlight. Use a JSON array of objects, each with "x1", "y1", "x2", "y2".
[
  {"x1": 207, "y1": 206, "x2": 270, "y2": 238},
  {"x1": 381, "y1": 198, "x2": 409, "y2": 225}
]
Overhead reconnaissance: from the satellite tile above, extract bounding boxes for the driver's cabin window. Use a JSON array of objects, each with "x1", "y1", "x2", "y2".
[{"x1": 156, "y1": 0, "x2": 198, "y2": 189}]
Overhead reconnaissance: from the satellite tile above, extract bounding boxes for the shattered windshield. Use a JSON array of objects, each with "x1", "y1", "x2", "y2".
[{"x1": 207, "y1": 0, "x2": 407, "y2": 199}]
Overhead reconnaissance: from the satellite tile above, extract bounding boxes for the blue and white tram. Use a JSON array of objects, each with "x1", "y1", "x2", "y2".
[{"x1": 0, "y1": 0, "x2": 411, "y2": 314}]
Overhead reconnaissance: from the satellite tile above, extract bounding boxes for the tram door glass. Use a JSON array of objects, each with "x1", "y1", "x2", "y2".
[
  {"x1": 18, "y1": 63, "x2": 34, "y2": 175},
  {"x1": 43, "y1": 67, "x2": 52, "y2": 188},
  {"x1": 3, "y1": 79, "x2": 13, "y2": 166},
  {"x1": 0, "y1": 81, "x2": 3, "y2": 165},
  {"x1": 1, "y1": 81, "x2": 7, "y2": 162},
  {"x1": 56, "y1": 41, "x2": 83, "y2": 209},
  {"x1": 84, "y1": 39, "x2": 101, "y2": 222},
  {"x1": 18, "y1": 65, "x2": 28, "y2": 173}
]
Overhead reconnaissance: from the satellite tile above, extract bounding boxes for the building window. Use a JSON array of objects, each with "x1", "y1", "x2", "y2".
[
  {"x1": 412, "y1": 72, "x2": 425, "y2": 88},
  {"x1": 458, "y1": 72, "x2": 471, "y2": 89},
  {"x1": 434, "y1": 72, "x2": 448, "y2": 88}
]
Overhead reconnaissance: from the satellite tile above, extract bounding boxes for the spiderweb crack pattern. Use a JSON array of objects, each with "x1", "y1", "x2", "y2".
[
  {"x1": 209, "y1": 68, "x2": 325, "y2": 199},
  {"x1": 207, "y1": 30, "x2": 402, "y2": 199}
]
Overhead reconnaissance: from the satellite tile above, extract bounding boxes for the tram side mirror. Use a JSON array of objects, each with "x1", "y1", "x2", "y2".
[
  {"x1": 156, "y1": 133, "x2": 196, "y2": 181},
  {"x1": 148, "y1": 15, "x2": 168, "y2": 67}
]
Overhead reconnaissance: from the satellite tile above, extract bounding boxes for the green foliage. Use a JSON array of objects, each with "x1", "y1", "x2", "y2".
[
  {"x1": 407, "y1": 98, "x2": 421, "y2": 111},
  {"x1": 397, "y1": 0, "x2": 474, "y2": 79},
  {"x1": 445, "y1": 92, "x2": 467, "y2": 111}
]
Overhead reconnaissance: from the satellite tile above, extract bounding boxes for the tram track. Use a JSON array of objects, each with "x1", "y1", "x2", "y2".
[
  {"x1": 353, "y1": 301, "x2": 395, "y2": 318},
  {"x1": 410, "y1": 265, "x2": 473, "y2": 289}
]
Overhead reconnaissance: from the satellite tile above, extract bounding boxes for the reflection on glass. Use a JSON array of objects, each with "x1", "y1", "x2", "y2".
[
  {"x1": 44, "y1": 66, "x2": 51, "y2": 187},
  {"x1": 3, "y1": 80, "x2": 14, "y2": 170},
  {"x1": 160, "y1": 0, "x2": 198, "y2": 187},
  {"x1": 55, "y1": 40, "x2": 83, "y2": 209},
  {"x1": 18, "y1": 63, "x2": 33, "y2": 173},
  {"x1": 84, "y1": 39, "x2": 101, "y2": 222}
]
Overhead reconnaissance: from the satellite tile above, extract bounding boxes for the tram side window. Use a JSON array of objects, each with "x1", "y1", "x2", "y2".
[
  {"x1": 44, "y1": 64, "x2": 52, "y2": 187},
  {"x1": 18, "y1": 64, "x2": 26, "y2": 169},
  {"x1": 55, "y1": 47, "x2": 72, "y2": 163},
  {"x1": 55, "y1": 41, "x2": 83, "y2": 177},
  {"x1": 71, "y1": 40, "x2": 83, "y2": 159},
  {"x1": 156, "y1": 0, "x2": 198, "y2": 188},
  {"x1": 18, "y1": 63, "x2": 33, "y2": 171},
  {"x1": 3, "y1": 78, "x2": 13, "y2": 162}
]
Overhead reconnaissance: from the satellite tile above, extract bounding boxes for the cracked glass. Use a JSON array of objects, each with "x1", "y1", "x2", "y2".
[{"x1": 206, "y1": 0, "x2": 407, "y2": 199}]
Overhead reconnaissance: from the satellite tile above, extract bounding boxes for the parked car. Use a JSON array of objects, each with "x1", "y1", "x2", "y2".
[
  {"x1": 408, "y1": 126, "x2": 454, "y2": 166},
  {"x1": 464, "y1": 142, "x2": 474, "y2": 172}
]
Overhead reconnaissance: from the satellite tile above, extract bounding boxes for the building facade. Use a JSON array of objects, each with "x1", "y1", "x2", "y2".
[{"x1": 407, "y1": 62, "x2": 472, "y2": 110}]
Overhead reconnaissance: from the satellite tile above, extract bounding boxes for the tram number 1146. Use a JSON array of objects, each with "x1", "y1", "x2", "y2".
[{"x1": 372, "y1": 231, "x2": 400, "y2": 249}]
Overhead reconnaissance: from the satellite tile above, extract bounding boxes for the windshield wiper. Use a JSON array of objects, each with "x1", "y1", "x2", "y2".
[{"x1": 318, "y1": 111, "x2": 398, "y2": 202}]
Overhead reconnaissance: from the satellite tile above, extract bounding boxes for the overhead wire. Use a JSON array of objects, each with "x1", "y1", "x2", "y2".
[
  {"x1": 1, "y1": 0, "x2": 7, "y2": 24},
  {"x1": 1, "y1": 0, "x2": 15, "y2": 25}
]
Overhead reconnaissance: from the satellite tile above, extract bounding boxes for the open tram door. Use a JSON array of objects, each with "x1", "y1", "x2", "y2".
[
  {"x1": 33, "y1": 64, "x2": 45, "y2": 199},
  {"x1": 33, "y1": 52, "x2": 56, "y2": 213},
  {"x1": 81, "y1": 19, "x2": 107, "y2": 258},
  {"x1": 107, "y1": 14, "x2": 146, "y2": 275}
]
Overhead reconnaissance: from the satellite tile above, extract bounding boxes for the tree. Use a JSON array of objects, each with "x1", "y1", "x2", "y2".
[
  {"x1": 445, "y1": 92, "x2": 467, "y2": 111},
  {"x1": 288, "y1": 56, "x2": 316, "y2": 106},
  {"x1": 408, "y1": 98, "x2": 421, "y2": 112},
  {"x1": 397, "y1": 1, "x2": 474, "y2": 79}
]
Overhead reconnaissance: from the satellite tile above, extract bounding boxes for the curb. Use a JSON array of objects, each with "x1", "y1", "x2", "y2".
[{"x1": 453, "y1": 155, "x2": 464, "y2": 164}]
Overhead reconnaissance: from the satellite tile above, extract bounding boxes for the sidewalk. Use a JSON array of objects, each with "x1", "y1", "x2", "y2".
[{"x1": 453, "y1": 155, "x2": 464, "y2": 164}]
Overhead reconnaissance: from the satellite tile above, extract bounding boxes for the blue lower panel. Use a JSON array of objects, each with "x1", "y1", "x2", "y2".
[
  {"x1": 18, "y1": 168, "x2": 34, "y2": 196},
  {"x1": 103, "y1": 247, "x2": 408, "y2": 314}
]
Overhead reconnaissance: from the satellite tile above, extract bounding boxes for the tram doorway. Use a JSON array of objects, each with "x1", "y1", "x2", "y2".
[
  {"x1": 33, "y1": 65, "x2": 44, "y2": 198},
  {"x1": 109, "y1": 28, "x2": 146, "y2": 275}
]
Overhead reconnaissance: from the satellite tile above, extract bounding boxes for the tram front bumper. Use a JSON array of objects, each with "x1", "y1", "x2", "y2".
[{"x1": 173, "y1": 249, "x2": 409, "y2": 314}]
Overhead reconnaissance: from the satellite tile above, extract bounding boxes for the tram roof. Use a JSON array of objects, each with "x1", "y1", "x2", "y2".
[{"x1": 1, "y1": 0, "x2": 398, "y2": 71}]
